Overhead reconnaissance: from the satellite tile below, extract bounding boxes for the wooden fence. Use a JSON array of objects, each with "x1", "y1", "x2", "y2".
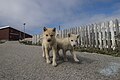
[
  {"x1": 32, "y1": 34, "x2": 41, "y2": 44},
  {"x1": 32, "y1": 19, "x2": 120, "y2": 50},
  {"x1": 58, "y1": 19, "x2": 120, "y2": 50}
]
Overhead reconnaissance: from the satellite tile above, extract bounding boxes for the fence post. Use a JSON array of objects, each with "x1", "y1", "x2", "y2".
[
  {"x1": 109, "y1": 20, "x2": 116, "y2": 50},
  {"x1": 63, "y1": 30, "x2": 65, "y2": 38},
  {"x1": 88, "y1": 25, "x2": 91, "y2": 47},
  {"x1": 66, "y1": 29, "x2": 68, "y2": 37},
  {"x1": 64, "y1": 29, "x2": 66, "y2": 37},
  {"x1": 68, "y1": 28, "x2": 70, "y2": 34},
  {"x1": 70, "y1": 28, "x2": 72, "y2": 33},
  {"x1": 85, "y1": 26, "x2": 89, "y2": 47},
  {"x1": 75, "y1": 27, "x2": 77, "y2": 34},
  {"x1": 115, "y1": 19, "x2": 119, "y2": 36},
  {"x1": 94, "y1": 24, "x2": 99, "y2": 48},
  {"x1": 91, "y1": 24, "x2": 95, "y2": 47},
  {"x1": 60, "y1": 30, "x2": 62, "y2": 38},
  {"x1": 77, "y1": 27, "x2": 79, "y2": 34},
  {"x1": 36, "y1": 35, "x2": 40, "y2": 44},
  {"x1": 32, "y1": 35, "x2": 34, "y2": 44},
  {"x1": 114, "y1": 19, "x2": 120, "y2": 47},
  {"x1": 39, "y1": 34, "x2": 43, "y2": 44},
  {"x1": 65, "y1": 29, "x2": 66, "y2": 37},
  {"x1": 101, "y1": 22, "x2": 107, "y2": 48},
  {"x1": 80, "y1": 27, "x2": 83, "y2": 47},
  {"x1": 72, "y1": 28, "x2": 74, "y2": 34},
  {"x1": 106, "y1": 21, "x2": 111, "y2": 49},
  {"x1": 77, "y1": 27, "x2": 80, "y2": 45},
  {"x1": 66, "y1": 29, "x2": 67, "y2": 37},
  {"x1": 83, "y1": 26, "x2": 86, "y2": 47},
  {"x1": 98, "y1": 23, "x2": 103, "y2": 49}
]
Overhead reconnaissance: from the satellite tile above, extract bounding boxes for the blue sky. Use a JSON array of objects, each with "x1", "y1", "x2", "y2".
[{"x1": 0, "y1": 0, "x2": 120, "y2": 35}]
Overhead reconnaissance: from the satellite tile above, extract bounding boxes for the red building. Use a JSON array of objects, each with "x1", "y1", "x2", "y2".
[{"x1": 0, "y1": 26, "x2": 32, "y2": 41}]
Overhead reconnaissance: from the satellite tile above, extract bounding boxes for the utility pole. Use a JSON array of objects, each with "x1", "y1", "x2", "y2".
[
  {"x1": 59, "y1": 25, "x2": 61, "y2": 30},
  {"x1": 23, "y1": 23, "x2": 26, "y2": 40}
]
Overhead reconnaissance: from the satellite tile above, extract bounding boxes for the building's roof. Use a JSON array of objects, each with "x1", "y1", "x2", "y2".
[
  {"x1": 0, "y1": 26, "x2": 32, "y2": 36},
  {"x1": 0, "y1": 26, "x2": 10, "y2": 29}
]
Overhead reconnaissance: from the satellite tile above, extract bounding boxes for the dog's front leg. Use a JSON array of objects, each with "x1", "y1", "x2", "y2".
[
  {"x1": 42, "y1": 46, "x2": 45, "y2": 58},
  {"x1": 45, "y1": 47, "x2": 51, "y2": 64},
  {"x1": 52, "y1": 47, "x2": 57, "y2": 66},
  {"x1": 70, "y1": 50, "x2": 79, "y2": 62}
]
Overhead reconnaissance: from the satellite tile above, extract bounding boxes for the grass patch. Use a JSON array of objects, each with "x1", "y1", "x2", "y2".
[
  {"x1": 19, "y1": 40, "x2": 32, "y2": 45},
  {"x1": 0, "y1": 40, "x2": 6, "y2": 44},
  {"x1": 19, "y1": 40, "x2": 42, "y2": 46},
  {"x1": 75, "y1": 47, "x2": 120, "y2": 57}
]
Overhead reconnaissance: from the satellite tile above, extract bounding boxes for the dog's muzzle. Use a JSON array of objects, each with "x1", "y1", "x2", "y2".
[{"x1": 47, "y1": 39, "x2": 51, "y2": 42}]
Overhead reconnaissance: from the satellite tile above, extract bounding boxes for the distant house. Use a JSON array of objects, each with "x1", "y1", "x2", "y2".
[{"x1": 0, "y1": 26, "x2": 32, "y2": 41}]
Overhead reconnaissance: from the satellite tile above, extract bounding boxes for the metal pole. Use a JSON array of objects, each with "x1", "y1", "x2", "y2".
[
  {"x1": 58, "y1": 26, "x2": 61, "y2": 37},
  {"x1": 23, "y1": 23, "x2": 26, "y2": 39},
  {"x1": 59, "y1": 25, "x2": 60, "y2": 30}
]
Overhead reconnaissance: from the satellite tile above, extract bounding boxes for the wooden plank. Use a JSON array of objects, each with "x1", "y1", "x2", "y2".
[
  {"x1": 114, "y1": 19, "x2": 119, "y2": 47},
  {"x1": 88, "y1": 25, "x2": 91, "y2": 47},
  {"x1": 109, "y1": 20, "x2": 116, "y2": 50},
  {"x1": 83, "y1": 26, "x2": 86, "y2": 47},
  {"x1": 75, "y1": 27, "x2": 77, "y2": 34},
  {"x1": 106, "y1": 21, "x2": 111, "y2": 49},
  {"x1": 85, "y1": 26, "x2": 89, "y2": 47},
  {"x1": 77, "y1": 27, "x2": 81, "y2": 45},
  {"x1": 80, "y1": 27, "x2": 83, "y2": 47},
  {"x1": 115, "y1": 19, "x2": 119, "y2": 36},
  {"x1": 63, "y1": 30, "x2": 65, "y2": 38},
  {"x1": 101, "y1": 22, "x2": 107, "y2": 48},
  {"x1": 60, "y1": 30, "x2": 62, "y2": 38},
  {"x1": 94, "y1": 24, "x2": 99, "y2": 48},
  {"x1": 32, "y1": 35, "x2": 35, "y2": 44},
  {"x1": 91, "y1": 24, "x2": 95, "y2": 47},
  {"x1": 98, "y1": 23, "x2": 103, "y2": 49}
]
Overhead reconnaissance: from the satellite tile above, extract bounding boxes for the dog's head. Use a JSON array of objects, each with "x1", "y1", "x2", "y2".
[
  {"x1": 43, "y1": 27, "x2": 56, "y2": 43},
  {"x1": 68, "y1": 33, "x2": 79, "y2": 47}
]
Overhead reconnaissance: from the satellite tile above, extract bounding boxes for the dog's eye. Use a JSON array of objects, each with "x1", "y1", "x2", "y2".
[
  {"x1": 75, "y1": 40, "x2": 77, "y2": 42},
  {"x1": 50, "y1": 35, "x2": 53, "y2": 37},
  {"x1": 46, "y1": 34, "x2": 48, "y2": 36},
  {"x1": 71, "y1": 40, "x2": 73, "y2": 42}
]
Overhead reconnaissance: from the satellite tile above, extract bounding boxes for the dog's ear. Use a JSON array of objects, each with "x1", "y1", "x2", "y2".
[
  {"x1": 43, "y1": 27, "x2": 47, "y2": 32},
  {"x1": 68, "y1": 33, "x2": 71, "y2": 37},
  {"x1": 53, "y1": 28, "x2": 56, "y2": 32},
  {"x1": 77, "y1": 34, "x2": 80, "y2": 38}
]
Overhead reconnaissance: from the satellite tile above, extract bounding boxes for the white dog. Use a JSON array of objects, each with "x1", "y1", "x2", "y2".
[
  {"x1": 56, "y1": 33, "x2": 79, "y2": 62},
  {"x1": 42, "y1": 27, "x2": 57, "y2": 66}
]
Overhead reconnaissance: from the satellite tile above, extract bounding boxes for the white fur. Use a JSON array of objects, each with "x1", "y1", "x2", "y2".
[
  {"x1": 42, "y1": 27, "x2": 57, "y2": 66},
  {"x1": 56, "y1": 34, "x2": 79, "y2": 62}
]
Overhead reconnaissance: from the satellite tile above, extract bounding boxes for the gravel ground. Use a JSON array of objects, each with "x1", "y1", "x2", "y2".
[{"x1": 0, "y1": 41, "x2": 120, "y2": 80}]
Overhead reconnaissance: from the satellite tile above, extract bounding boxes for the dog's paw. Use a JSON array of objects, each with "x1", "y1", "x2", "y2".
[
  {"x1": 74, "y1": 59, "x2": 79, "y2": 62},
  {"x1": 46, "y1": 60, "x2": 51, "y2": 64},
  {"x1": 52, "y1": 62, "x2": 57, "y2": 67},
  {"x1": 42, "y1": 55, "x2": 45, "y2": 58}
]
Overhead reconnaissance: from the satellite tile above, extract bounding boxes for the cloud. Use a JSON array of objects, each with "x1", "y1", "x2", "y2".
[
  {"x1": 0, "y1": 0, "x2": 82, "y2": 32},
  {"x1": 61, "y1": 1, "x2": 120, "y2": 29},
  {"x1": 0, "y1": 0, "x2": 120, "y2": 34}
]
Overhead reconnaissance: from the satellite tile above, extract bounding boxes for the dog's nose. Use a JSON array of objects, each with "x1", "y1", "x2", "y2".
[
  {"x1": 73, "y1": 45, "x2": 76, "y2": 47},
  {"x1": 47, "y1": 39, "x2": 51, "y2": 42}
]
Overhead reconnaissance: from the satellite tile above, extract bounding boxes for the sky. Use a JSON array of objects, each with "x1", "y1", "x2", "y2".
[{"x1": 0, "y1": 0, "x2": 120, "y2": 35}]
